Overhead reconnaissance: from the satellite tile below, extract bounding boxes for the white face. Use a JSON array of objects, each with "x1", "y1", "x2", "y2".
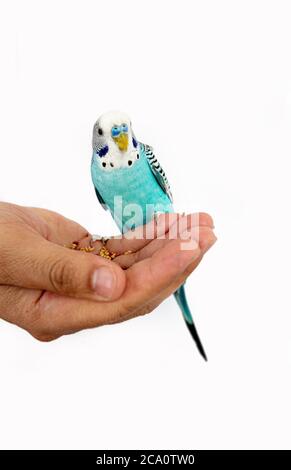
[{"x1": 95, "y1": 111, "x2": 139, "y2": 171}]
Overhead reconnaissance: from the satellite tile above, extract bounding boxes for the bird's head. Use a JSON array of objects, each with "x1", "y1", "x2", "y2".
[
  {"x1": 92, "y1": 111, "x2": 139, "y2": 170},
  {"x1": 93, "y1": 110, "x2": 131, "y2": 152}
]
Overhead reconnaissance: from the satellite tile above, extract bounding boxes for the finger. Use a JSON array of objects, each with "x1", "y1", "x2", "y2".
[
  {"x1": 114, "y1": 216, "x2": 215, "y2": 269},
  {"x1": 198, "y1": 212, "x2": 214, "y2": 228},
  {"x1": 92, "y1": 212, "x2": 180, "y2": 255},
  {"x1": 25, "y1": 232, "x2": 207, "y2": 338},
  {"x1": 0, "y1": 224, "x2": 216, "y2": 341},
  {"x1": 92, "y1": 212, "x2": 213, "y2": 257},
  {"x1": 144, "y1": 226, "x2": 217, "y2": 310},
  {"x1": 120, "y1": 227, "x2": 216, "y2": 306},
  {"x1": 0, "y1": 232, "x2": 126, "y2": 302},
  {"x1": 112, "y1": 227, "x2": 217, "y2": 323},
  {"x1": 0, "y1": 250, "x2": 201, "y2": 342}
]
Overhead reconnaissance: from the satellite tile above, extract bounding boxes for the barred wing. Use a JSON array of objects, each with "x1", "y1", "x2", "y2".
[{"x1": 141, "y1": 143, "x2": 173, "y2": 203}]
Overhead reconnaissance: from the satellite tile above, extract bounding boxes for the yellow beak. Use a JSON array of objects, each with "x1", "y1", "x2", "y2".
[{"x1": 113, "y1": 132, "x2": 129, "y2": 152}]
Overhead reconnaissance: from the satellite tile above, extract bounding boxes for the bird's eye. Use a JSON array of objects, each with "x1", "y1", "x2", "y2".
[
  {"x1": 98, "y1": 128, "x2": 103, "y2": 136},
  {"x1": 111, "y1": 126, "x2": 121, "y2": 137},
  {"x1": 121, "y1": 123, "x2": 128, "y2": 133}
]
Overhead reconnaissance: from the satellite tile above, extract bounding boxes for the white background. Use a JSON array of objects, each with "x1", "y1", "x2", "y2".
[{"x1": 0, "y1": 0, "x2": 291, "y2": 450}]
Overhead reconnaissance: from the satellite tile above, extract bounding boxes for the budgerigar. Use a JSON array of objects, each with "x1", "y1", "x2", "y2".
[{"x1": 91, "y1": 111, "x2": 207, "y2": 360}]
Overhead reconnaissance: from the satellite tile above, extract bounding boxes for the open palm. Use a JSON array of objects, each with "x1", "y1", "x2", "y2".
[{"x1": 0, "y1": 202, "x2": 216, "y2": 341}]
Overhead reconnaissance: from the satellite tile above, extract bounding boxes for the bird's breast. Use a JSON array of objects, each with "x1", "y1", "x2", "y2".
[{"x1": 92, "y1": 154, "x2": 173, "y2": 231}]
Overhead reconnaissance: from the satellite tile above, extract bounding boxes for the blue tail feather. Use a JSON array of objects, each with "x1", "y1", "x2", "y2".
[{"x1": 174, "y1": 284, "x2": 207, "y2": 361}]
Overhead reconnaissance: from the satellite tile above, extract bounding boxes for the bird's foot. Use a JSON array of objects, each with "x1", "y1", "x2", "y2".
[{"x1": 91, "y1": 234, "x2": 111, "y2": 245}]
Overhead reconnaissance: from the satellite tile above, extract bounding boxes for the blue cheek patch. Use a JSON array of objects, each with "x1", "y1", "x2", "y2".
[
  {"x1": 98, "y1": 145, "x2": 109, "y2": 157},
  {"x1": 132, "y1": 137, "x2": 138, "y2": 148}
]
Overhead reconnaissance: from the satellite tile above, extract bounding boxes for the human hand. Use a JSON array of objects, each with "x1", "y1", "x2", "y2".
[{"x1": 0, "y1": 202, "x2": 216, "y2": 341}]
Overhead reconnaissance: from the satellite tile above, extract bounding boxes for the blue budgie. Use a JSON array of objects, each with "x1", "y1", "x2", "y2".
[{"x1": 91, "y1": 111, "x2": 207, "y2": 360}]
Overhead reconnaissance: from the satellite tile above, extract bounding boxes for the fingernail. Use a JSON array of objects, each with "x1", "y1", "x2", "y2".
[
  {"x1": 91, "y1": 267, "x2": 115, "y2": 299},
  {"x1": 200, "y1": 233, "x2": 217, "y2": 254}
]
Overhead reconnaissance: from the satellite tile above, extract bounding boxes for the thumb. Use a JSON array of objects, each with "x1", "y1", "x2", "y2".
[{"x1": 1, "y1": 238, "x2": 126, "y2": 301}]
